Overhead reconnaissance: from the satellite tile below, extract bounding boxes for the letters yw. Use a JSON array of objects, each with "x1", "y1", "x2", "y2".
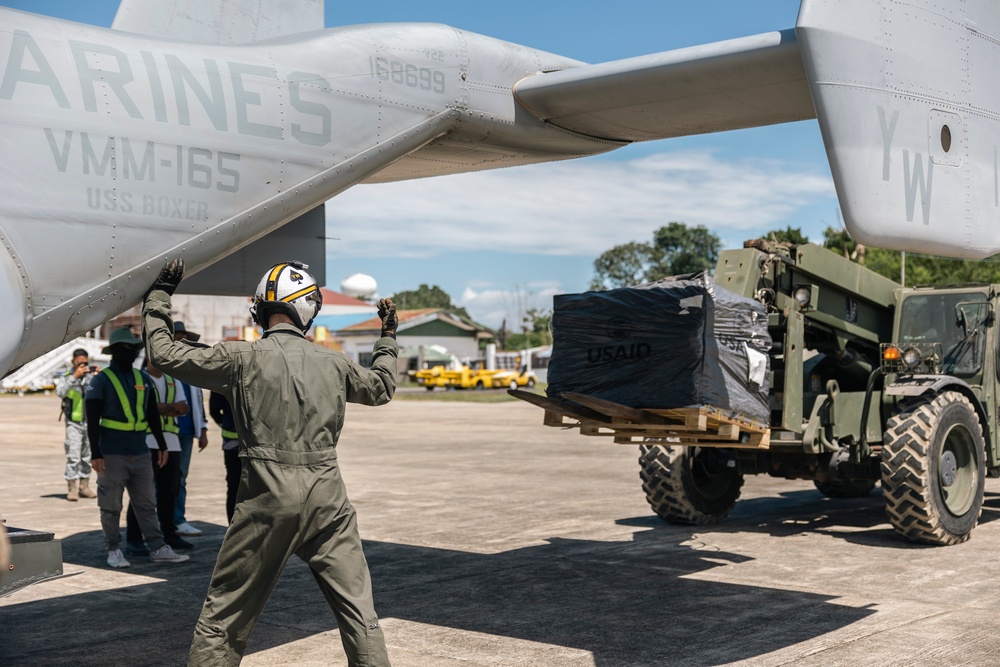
[{"x1": 877, "y1": 107, "x2": 934, "y2": 225}]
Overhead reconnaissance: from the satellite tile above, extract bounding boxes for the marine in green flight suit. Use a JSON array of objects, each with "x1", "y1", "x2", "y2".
[{"x1": 141, "y1": 260, "x2": 398, "y2": 667}]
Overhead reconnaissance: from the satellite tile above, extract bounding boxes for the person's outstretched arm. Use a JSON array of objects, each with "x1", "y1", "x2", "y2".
[
  {"x1": 141, "y1": 260, "x2": 235, "y2": 393},
  {"x1": 346, "y1": 298, "x2": 398, "y2": 406}
]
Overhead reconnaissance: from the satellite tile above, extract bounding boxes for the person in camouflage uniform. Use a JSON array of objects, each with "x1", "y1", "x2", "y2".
[{"x1": 55, "y1": 348, "x2": 98, "y2": 501}]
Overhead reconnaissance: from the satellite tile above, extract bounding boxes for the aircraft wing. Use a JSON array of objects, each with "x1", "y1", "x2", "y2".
[
  {"x1": 112, "y1": 0, "x2": 323, "y2": 44},
  {"x1": 513, "y1": 30, "x2": 814, "y2": 142}
]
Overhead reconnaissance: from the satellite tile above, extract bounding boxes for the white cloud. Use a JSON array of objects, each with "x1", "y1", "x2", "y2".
[
  {"x1": 459, "y1": 282, "x2": 562, "y2": 329},
  {"x1": 326, "y1": 149, "x2": 835, "y2": 258}
]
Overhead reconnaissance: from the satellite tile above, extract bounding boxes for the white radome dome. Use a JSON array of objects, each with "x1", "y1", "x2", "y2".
[{"x1": 340, "y1": 273, "x2": 378, "y2": 299}]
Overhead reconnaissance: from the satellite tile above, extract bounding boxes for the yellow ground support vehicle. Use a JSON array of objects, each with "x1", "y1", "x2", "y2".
[
  {"x1": 491, "y1": 368, "x2": 538, "y2": 390},
  {"x1": 412, "y1": 366, "x2": 454, "y2": 390},
  {"x1": 414, "y1": 366, "x2": 537, "y2": 391}
]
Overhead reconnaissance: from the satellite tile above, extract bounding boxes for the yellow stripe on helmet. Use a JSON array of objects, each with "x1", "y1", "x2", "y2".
[
  {"x1": 265, "y1": 263, "x2": 288, "y2": 301},
  {"x1": 282, "y1": 285, "x2": 318, "y2": 303}
]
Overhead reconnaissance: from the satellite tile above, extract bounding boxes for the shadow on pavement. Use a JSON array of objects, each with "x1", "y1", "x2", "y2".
[
  {"x1": 623, "y1": 487, "x2": 1000, "y2": 550},
  {"x1": 1, "y1": 520, "x2": 874, "y2": 667},
  {"x1": 9, "y1": 484, "x2": 993, "y2": 664}
]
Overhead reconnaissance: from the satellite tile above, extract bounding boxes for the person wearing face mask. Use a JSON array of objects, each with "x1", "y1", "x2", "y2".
[{"x1": 85, "y1": 327, "x2": 190, "y2": 568}]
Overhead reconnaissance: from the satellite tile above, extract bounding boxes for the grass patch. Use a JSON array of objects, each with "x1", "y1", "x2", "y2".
[
  {"x1": 396, "y1": 390, "x2": 518, "y2": 403},
  {"x1": 395, "y1": 383, "x2": 547, "y2": 403}
]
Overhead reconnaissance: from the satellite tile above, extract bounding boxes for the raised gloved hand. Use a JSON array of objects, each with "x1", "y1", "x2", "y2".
[
  {"x1": 145, "y1": 259, "x2": 185, "y2": 300},
  {"x1": 377, "y1": 298, "x2": 397, "y2": 338}
]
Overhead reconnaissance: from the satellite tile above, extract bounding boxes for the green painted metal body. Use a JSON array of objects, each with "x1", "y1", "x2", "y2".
[
  {"x1": 715, "y1": 240, "x2": 1000, "y2": 481},
  {"x1": 888, "y1": 284, "x2": 1000, "y2": 471},
  {"x1": 712, "y1": 242, "x2": 893, "y2": 480}
]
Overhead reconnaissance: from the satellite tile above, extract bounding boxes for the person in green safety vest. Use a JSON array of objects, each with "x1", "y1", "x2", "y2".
[
  {"x1": 85, "y1": 327, "x2": 190, "y2": 569},
  {"x1": 125, "y1": 358, "x2": 194, "y2": 555},
  {"x1": 55, "y1": 348, "x2": 98, "y2": 501},
  {"x1": 143, "y1": 259, "x2": 397, "y2": 667}
]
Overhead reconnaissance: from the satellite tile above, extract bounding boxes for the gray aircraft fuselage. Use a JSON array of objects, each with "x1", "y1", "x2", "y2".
[{"x1": 0, "y1": 9, "x2": 621, "y2": 377}]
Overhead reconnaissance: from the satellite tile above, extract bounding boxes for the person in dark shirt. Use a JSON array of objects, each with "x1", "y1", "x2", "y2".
[{"x1": 85, "y1": 327, "x2": 189, "y2": 568}]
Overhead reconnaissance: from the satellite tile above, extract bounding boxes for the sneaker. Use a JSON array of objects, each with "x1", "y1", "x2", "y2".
[
  {"x1": 150, "y1": 544, "x2": 189, "y2": 563},
  {"x1": 165, "y1": 536, "x2": 194, "y2": 551},
  {"x1": 126, "y1": 542, "x2": 150, "y2": 557},
  {"x1": 175, "y1": 522, "x2": 203, "y2": 536},
  {"x1": 107, "y1": 549, "x2": 131, "y2": 569}
]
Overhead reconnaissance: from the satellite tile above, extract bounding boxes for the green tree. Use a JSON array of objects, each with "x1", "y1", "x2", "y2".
[
  {"x1": 649, "y1": 222, "x2": 722, "y2": 276},
  {"x1": 590, "y1": 241, "x2": 659, "y2": 291},
  {"x1": 389, "y1": 283, "x2": 470, "y2": 318},
  {"x1": 505, "y1": 308, "x2": 553, "y2": 350},
  {"x1": 822, "y1": 227, "x2": 1000, "y2": 286},
  {"x1": 761, "y1": 226, "x2": 809, "y2": 244},
  {"x1": 590, "y1": 222, "x2": 721, "y2": 290},
  {"x1": 822, "y1": 225, "x2": 864, "y2": 262}
]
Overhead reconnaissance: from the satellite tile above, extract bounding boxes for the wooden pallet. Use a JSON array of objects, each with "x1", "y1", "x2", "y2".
[{"x1": 509, "y1": 389, "x2": 770, "y2": 450}]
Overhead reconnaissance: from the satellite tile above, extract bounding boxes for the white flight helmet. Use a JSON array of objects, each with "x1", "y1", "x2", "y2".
[{"x1": 249, "y1": 261, "x2": 323, "y2": 332}]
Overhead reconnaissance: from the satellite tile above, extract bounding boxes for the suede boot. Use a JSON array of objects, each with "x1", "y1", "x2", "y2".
[
  {"x1": 78, "y1": 478, "x2": 97, "y2": 498},
  {"x1": 67, "y1": 479, "x2": 79, "y2": 501}
]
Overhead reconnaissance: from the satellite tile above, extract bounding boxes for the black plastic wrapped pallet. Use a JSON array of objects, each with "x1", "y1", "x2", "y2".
[{"x1": 547, "y1": 273, "x2": 771, "y2": 423}]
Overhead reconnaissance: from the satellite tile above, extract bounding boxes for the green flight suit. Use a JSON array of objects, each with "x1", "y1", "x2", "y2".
[{"x1": 142, "y1": 290, "x2": 397, "y2": 667}]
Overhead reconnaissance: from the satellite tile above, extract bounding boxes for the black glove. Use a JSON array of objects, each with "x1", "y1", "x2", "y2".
[
  {"x1": 145, "y1": 259, "x2": 185, "y2": 300},
  {"x1": 377, "y1": 298, "x2": 397, "y2": 338}
]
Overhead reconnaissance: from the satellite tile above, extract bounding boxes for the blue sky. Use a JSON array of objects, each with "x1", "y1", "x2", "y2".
[{"x1": 2, "y1": 1, "x2": 835, "y2": 328}]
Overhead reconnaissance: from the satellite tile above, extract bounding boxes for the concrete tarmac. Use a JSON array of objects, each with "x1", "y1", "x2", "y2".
[{"x1": 3, "y1": 393, "x2": 1000, "y2": 666}]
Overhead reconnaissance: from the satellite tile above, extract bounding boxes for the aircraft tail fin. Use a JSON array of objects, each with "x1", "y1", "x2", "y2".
[
  {"x1": 797, "y1": 0, "x2": 1000, "y2": 259},
  {"x1": 111, "y1": 0, "x2": 324, "y2": 43},
  {"x1": 513, "y1": 29, "x2": 814, "y2": 143}
]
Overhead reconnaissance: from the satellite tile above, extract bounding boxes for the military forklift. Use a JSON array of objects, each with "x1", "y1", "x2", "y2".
[{"x1": 517, "y1": 240, "x2": 1000, "y2": 545}]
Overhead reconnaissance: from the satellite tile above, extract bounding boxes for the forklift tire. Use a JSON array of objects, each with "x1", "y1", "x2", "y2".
[
  {"x1": 639, "y1": 443, "x2": 743, "y2": 525},
  {"x1": 813, "y1": 479, "x2": 876, "y2": 498},
  {"x1": 509, "y1": 380, "x2": 518, "y2": 391},
  {"x1": 881, "y1": 391, "x2": 986, "y2": 545}
]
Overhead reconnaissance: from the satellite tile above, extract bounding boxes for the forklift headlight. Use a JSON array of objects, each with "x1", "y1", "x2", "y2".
[
  {"x1": 883, "y1": 346, "x2": 902, "y2": 362},
  {"x1": 902, "y1": 347, "x2": 922, "y2": 369},
  {"x1": 793, "y1": 286, "x2": 812, "y2": 308}
]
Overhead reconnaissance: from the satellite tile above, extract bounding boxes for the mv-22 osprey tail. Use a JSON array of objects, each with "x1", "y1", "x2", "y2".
[{"x1": 1, "y1": 0, "x2": 997, "y2": 378}]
